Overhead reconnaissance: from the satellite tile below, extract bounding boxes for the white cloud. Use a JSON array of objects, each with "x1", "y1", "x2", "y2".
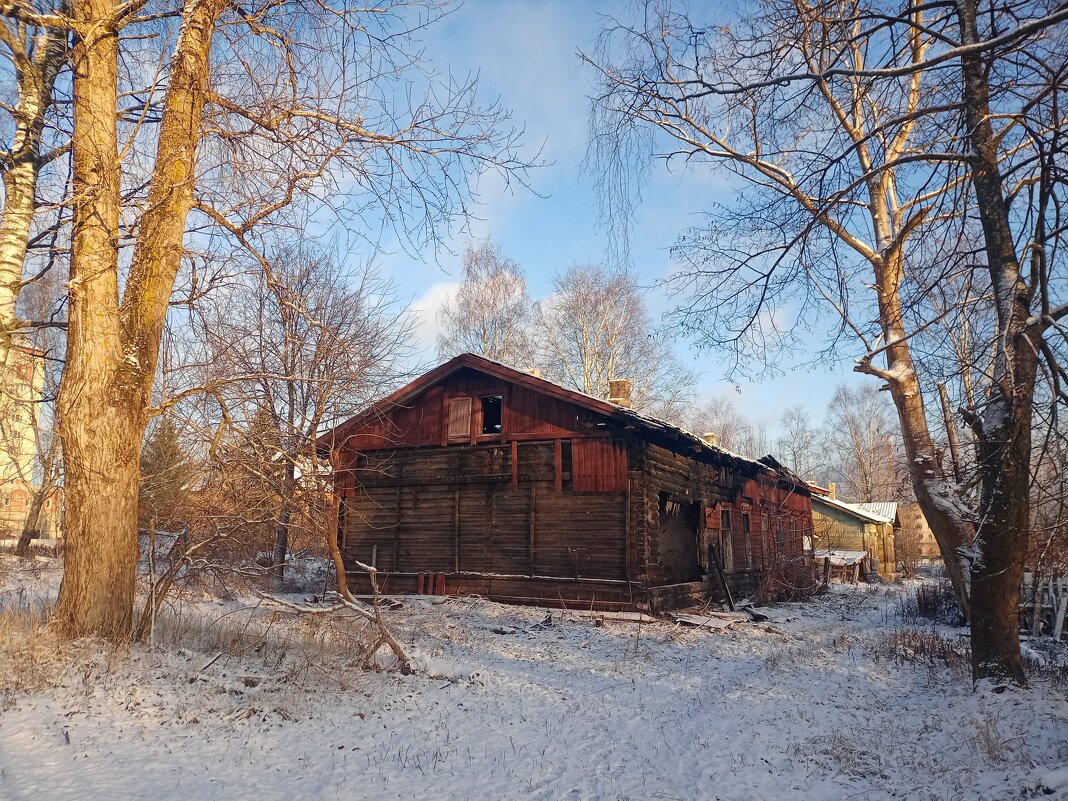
[{"x1": 409, "y1": 279, "x2": 461, "y2": 357}]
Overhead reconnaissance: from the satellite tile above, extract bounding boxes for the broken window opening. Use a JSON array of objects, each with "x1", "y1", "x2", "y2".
[{"x1": 480, "y1": 395, "x2": 503, "y2": 435}]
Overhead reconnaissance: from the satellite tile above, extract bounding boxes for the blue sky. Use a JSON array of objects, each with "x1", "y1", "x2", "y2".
[{"x1": 373, "y1": 0, "x2": 869, "y2": 429}]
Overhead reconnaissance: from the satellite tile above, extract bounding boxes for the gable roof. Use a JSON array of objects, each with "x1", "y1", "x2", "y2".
[
  {"x1": 321, "y1": 353, "x2": 806, "y2": 487},
  {"x1": 811, "y1": 493, "x2": 894, "y2": 524}
]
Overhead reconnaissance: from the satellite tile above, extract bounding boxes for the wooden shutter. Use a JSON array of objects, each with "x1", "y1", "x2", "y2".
[{"x1": 446, "y1": 397, "x2": 472, "y2": 441}]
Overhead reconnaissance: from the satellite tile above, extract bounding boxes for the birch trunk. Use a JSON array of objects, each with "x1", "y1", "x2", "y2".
[
  {"x1": 271, "y1": 459, "x2": 296, "y2": 590},
  {"x1": 54, "y1": 0, "x2": 225, "y2": 640},
  {"x1": 0, "y1": 17, "x2": 67, "y2": 368}
]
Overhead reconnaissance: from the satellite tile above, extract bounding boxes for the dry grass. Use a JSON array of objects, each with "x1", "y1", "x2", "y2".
[
  {"x1": 145, "y1": 598, "x2": 386, "y2": 687},
  {"x1": 896, "y1": 582, "x2": 961, "y2": 625},
  {"x1": 869, "y1": 627, "x2": 972, "y2": 682},
  {"x1": 0, "y1": 594, "x2": 65, "y2": 704},
  {"x1": 755, "y1": 560, "x2": 821, "y2": 603}
]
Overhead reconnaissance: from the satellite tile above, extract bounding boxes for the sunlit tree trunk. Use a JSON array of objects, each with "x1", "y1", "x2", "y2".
[{"x1": 54, "y1": 0, "x2": 225, "y2": 640}]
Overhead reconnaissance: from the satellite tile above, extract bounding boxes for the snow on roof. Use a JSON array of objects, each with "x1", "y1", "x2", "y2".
[
  {"x1": 462, "y1": 355, "x2": 789, "y2": 473},
  {"x1": 325, "y1": 353, "x2": 807, "y2": 482},
  {"x1": 812, "y1": 494, "x2": 894, "y2": 524}
]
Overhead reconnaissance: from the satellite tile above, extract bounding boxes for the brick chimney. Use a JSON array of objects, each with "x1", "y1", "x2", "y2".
[
  {"x1": 608, "y1": 379, "x2": 632, "y2": 408},
  {"x1": 828, "y1": 482, "x2": 837, "y2": 499},
  {"x1": 703, "y1": 432, "x2": 718, "y2": 446}
]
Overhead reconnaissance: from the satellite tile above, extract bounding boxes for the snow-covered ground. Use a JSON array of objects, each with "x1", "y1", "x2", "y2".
[{"x1": 0, "y1": 557, "x2": 1066, "y2": 801}]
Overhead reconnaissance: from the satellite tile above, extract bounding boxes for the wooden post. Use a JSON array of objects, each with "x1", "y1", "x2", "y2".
[
  {"x1": 710, "y1": 542, "x2": 735, "y2": 611},
  {"x1": 821, "y1": 556, "x2": 831, "y2": 589},
  {"x1": 624, "y1": 478, "x2": 631, "y2": 585},
  {"x1": 393, "y1": 479, "x2": 402, "y2": 572},
  {"x1": 511, "y1": 439, "x2": 518, "y2": 491},
  {"x1": 453, "y1": 486, "x2": 460, "y2": 573},
  {"x1": 554, "y1": 439, "x2": 562, "y2": 492},
  {"x1": 529, "y1": 483, "x2": 536, "y2": 577}
]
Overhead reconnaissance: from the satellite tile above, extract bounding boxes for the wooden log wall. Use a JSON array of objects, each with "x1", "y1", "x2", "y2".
[{"x1": 339, "y1": 440, "x2": 631, "y2": 597}]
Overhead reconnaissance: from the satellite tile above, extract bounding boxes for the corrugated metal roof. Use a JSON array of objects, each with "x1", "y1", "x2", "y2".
[{"x1": 858, "y1": 501, "x2": 898, "y2": 521}]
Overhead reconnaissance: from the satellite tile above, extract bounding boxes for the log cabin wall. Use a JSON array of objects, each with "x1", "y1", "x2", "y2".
[
  {"x1": 336, "y1": 367, "x2": 615, "y2": 452},
  {"x1": 337, "y1": 441, "x2": 634, "y2": 606}
]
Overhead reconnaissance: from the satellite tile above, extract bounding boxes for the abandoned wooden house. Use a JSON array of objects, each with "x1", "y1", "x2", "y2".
[{"x1": 323, "y1": 354, "x2": 815, "y2": 611}]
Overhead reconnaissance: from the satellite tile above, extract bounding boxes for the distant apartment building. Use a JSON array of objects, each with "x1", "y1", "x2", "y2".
[{"x1": 0, "y1": 344, "x2": 61, "y2": 539}]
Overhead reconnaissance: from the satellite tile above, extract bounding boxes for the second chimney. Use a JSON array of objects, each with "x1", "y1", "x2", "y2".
[
  {"x1": 608, "y1": 378, "x2": 632, "y2": 408},
  {"x1": 828, "y1": 482, "x2": 837, "y2": 499}
]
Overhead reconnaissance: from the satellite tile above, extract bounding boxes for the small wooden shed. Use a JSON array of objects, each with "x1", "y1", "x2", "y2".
[
  {"x1": 809, "y1": 488, "x2": 899, "y2": 579},
  {"x1": 323, "y1": 354, "x2": 814, "y2": 611}
]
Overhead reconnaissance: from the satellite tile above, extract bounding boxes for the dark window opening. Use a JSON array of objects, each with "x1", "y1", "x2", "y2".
[{"x1": 481, "y1": 395, "x2": 503, "y2": 435}]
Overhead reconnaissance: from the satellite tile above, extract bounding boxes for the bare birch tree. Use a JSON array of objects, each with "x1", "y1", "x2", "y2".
[
  {"x1": 437, "y1": 237, "x2": 532, "y2": 364},
  {"x1": 587, "y1": 0, "x2": 1067, "y2": 682},
  {"x1": 775, "y1": 405, "x2": 824, "y2": 482},
  {"x1": 686, "y1": 393, "x2": 769, "y2": 456},
  {"x1": 532, "y1": 263, "x2": 695, "y2": 420},
  {"x1": 824, "y1": 385, "x2": 909, "y2": 503},
  {"x1": 10, "y1": 271, "x2": 63, "y2": 555},
  {"x1": 0, "y1": 4, "x2": 67, "y2": 370}
]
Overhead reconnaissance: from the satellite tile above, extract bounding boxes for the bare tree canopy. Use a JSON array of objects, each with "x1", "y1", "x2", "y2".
[
  {"x1": 586, "y1": 0, "x2": 1068, "y2": 682},
  {"x1": 18, "y1": 0, "x2": 535, "y2": 641},
  {"x1": 775, "y1": 405, "x2": 823, "y2": 482},
  {"x1": 437, "y1": 238, "x2": 532, "y2": 364},
  {"x1": 824, "y1": 386, "x2": 910, "y2": 502},
  {"x1": 531, "y1": 263, "x2": 696, "y2": 420},
  {"x1": 686, "y1": 393, "x2": 770, "y2": 458}
]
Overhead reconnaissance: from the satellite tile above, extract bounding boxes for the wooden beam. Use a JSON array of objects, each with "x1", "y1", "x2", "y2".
[
  {"x1": 511, "y1": 439, "x2": 518, "y2": 491},
  {"x1": 554, "y1": 439, "x2": 562, "y2": 492},
  {"x1": 392, "y1": 479, "x2": 402, "y2": 572},
  {"x1": 529, "y1": 483, "x2": 536, "y2": 577},
  {"x1": 453, "y1": 485, "x2": 460, "y2": 573}
]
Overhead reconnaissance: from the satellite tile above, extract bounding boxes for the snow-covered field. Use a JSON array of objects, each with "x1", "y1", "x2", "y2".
[{"x1": 0, "y1": 557, "x2": 1066, "y2": 801}]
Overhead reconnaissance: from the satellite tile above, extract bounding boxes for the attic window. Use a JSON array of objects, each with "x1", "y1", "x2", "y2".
[{"x1": 480, "y1": 395, "x2": 503, "y2": 435}]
